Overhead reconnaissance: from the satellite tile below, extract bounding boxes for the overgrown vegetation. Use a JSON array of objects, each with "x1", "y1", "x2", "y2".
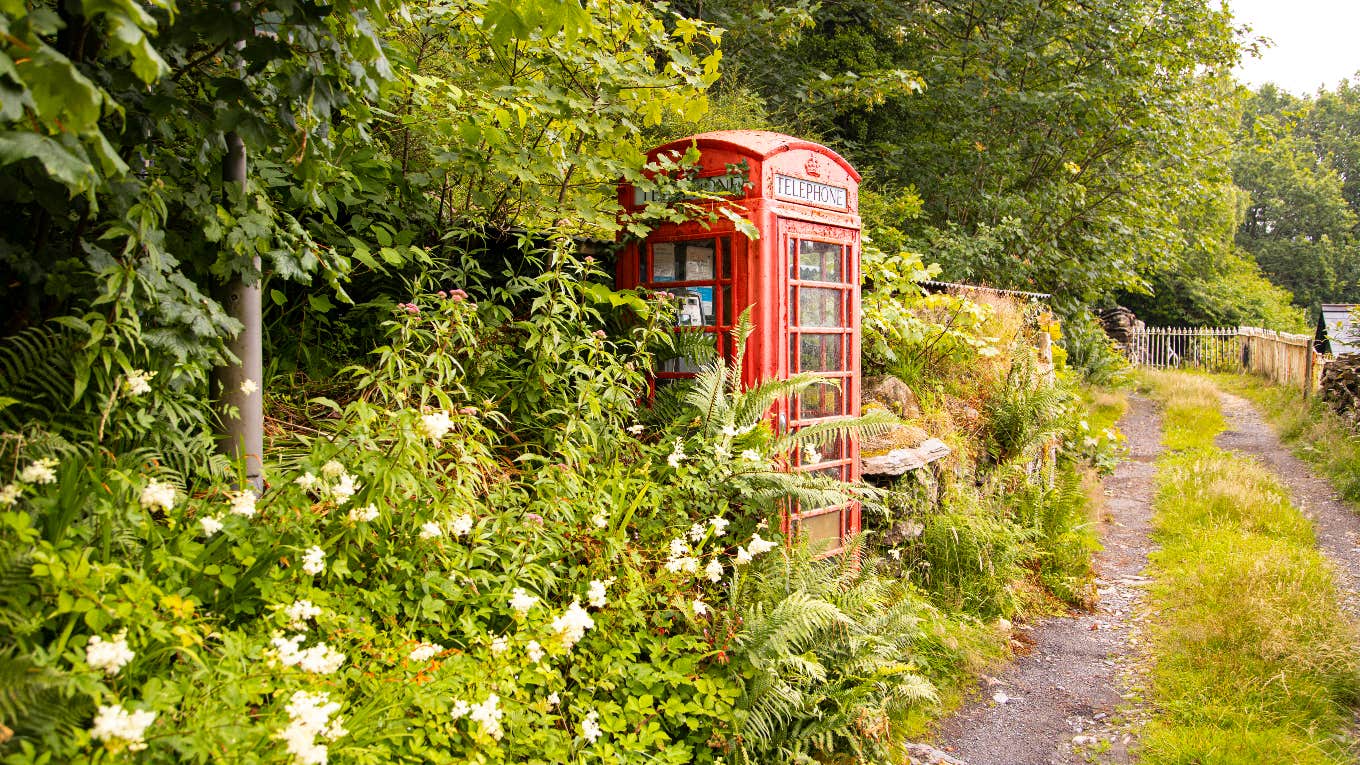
[
  {"x1": 1216, "y1": 374, "x2": 1360, "y2": 503},
  {"x1": 0, "y1": 0, "x2": 1159, "y2": 760},
  {"x1": 1141, "y1": 373, "x2": 1360, "y2": 763}
]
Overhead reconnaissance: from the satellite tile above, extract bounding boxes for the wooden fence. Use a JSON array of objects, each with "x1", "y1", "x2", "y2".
[{"x1": 1128, "y1": 325, "x2": 1323, "y2": 394}]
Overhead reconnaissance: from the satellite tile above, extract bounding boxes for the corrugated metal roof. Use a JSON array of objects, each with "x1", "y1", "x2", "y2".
[
  {"x1": 919, "y1": 280, "x2": 1052, "y2": 300},
  {"x1": 1321, "y1": 304, "x2": 1360, "y2": 355}
]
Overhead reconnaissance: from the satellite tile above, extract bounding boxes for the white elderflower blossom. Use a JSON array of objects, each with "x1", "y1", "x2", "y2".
[
  {"x1": 739, "y1": 449, "x2": 763, "y2": 464},
  {"x1": 546, "y1": 692, "x2": 560, "y2": 707},
  {"x1": 626, "y1": 424, "x2": 645, "y2": 435},
  {"x1": 229, "y1": 490, "x2": 257, "y2": 518},
  {"x1": 586, "y1": 579, "x2": 612, "y2": 609},
  {"x1": 271, "y1": 634, "x2": 346, "y2": 675},
  {"x1": 509, "y1": 587, "x2": 539, "y2": 616},
  {"x1": 708, "y1": 516, "x2": 730, "y2": 537},
  {"x1": 90, "y1": 703, "x2": 156, "y2": 752},
  {"x1": 285, "y1": 600, "x2": 322, "y2": 631},
  {"x1": 200, "y1": 516, "x2": 224, "y2": 537},
  {"x1": 328, "y1": 473, "x2": 359, "y2": 506},
  {"x1": 490, "y1": 635, "x2": 508, "y2": 655},
  {"x1": 419, "y1": 411, "x2": 454, "y2": 441},
  {"x1": 526, "y1": 640, "x2": 545, "y2": 663},
  {"x1": 419, "y1": 521, "x2": 443, "y2": 539},
  {"x1": 468, "y1": 694, "x2": 504, "y2": 740},
  {"x1": 409, "y1": 642, "x2": 444, "y2": 662},
  {"x1": 320, "y1": 460, "x2": 346, "y2": 479},
  {"x1": 295, "y1": 472, "x2": 319, "y2": 492},
  {"x1": 591, "y1": 511, "x2": 609, "y2": 529},
  {"x1": 704, "y1": 559, "x2": 724, "y2": 583},
  {"x1": 139, "y1": 480, "x2": 176, "y2": 513},
  {"x1": 719, "y1": 424, "x2": 739, "y2": 438},
  {"x1": 239, "y1": 379, "x2": 259, "y2": 396},
  {"x1": 691, "y1": 598, "x2": 710, "y2": 617},
  {"x1": 668, "y1": 538, "x2": 689, "y2": 558},
  {"x1": 746, "y1": 532, "x2": 778, "y2": 556},
  {"x1": 123, "y1": 369, "x2": 155, "y2": 396},
  {"x1": 0, "y1": 483, "x2": 19, "y2": 506},
  {"x1": 551, "y1": 600, "x2": 595, "y2": 650},
  {"x1": 666, "y1": 438, "x2": 687, "y2": 468},
  {"x1": 281, "y1": 690, "x2": 344, "y2": 765},
  {"x1": 85, "y1": 632, "x2": 135, "y2": 676},
  {"x1": 664, "y1": 556, "x2": 699, "y2": 574},
  {"x1": 581, "y1": 710, "x2": 602, "y2": 743},
  {"x1": 348, "y1": 504, "x2": 379, "y2": 523},
  {"x1": 451, "y1": 700, "x2": 471, "y2": 719},
  {"x1": 301, "y1": 546, "x2": 325, "y2": 576},
  {"x1": 19, "y1": 458, "x2": 58, "y2": 485},
  {"x1": 687, "y1": 522, "x2": 706, "y2": 542},
  {"x1": 450, "y1": 514, "x2": 474, "y2": 537},
  {"x1": 734, "y1": 546, "x2": 752, "y2": 566}
]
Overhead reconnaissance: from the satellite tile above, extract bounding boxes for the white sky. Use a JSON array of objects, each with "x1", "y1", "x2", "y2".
[{"x1": 1228, "y1": 0, "x2": 1360, "y2": 94}]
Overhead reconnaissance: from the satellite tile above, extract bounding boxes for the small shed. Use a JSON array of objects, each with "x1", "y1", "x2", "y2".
[{"x1": 1318, "y1": 304, "x2": 1360, "y2": 356}]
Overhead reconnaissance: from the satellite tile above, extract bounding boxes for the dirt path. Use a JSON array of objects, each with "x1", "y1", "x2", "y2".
[
  {"x1": 930, "y1": 396, "x2": 1161, "y2": 765},
  {"x1": 1215, "y1": 392, "x2": 1360, "y2": 619}
]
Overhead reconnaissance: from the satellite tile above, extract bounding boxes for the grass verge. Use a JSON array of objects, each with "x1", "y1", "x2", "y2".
[
  {"x1": 1141, "y1": 372, "x2": 1360, "y2": 764},
  {"x1": 1214, "y1": 373, "x2": 1360, "y2": 505}
]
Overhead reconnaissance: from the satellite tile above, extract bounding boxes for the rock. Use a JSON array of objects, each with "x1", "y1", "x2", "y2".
[
  {"x1": 859, "y1": 423, "x2": 931, "y2": 457},
  {"x1": 860, "y1": 438, "x2": 952, "y2": 477},
  {"x1": 864, "y1": 374, "x2": 921, "y2": 419},
  {"x1": 904, "y1": 742, "x2": 972, "y2": 765}
]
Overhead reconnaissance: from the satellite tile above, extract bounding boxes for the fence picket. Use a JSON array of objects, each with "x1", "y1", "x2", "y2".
[{"x1": 1127, "y1": 325, "x2": 1319, "y2": 394}]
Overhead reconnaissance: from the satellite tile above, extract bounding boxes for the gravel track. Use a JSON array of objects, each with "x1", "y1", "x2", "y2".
[
  {"x1": 1215, "y1": 391, "x2": 1360, "y2": 619},
  {"x1": 930, "y1": 396, "x2": 1161, "y2": 765}
]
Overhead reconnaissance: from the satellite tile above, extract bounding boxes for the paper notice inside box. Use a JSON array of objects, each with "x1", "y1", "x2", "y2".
[
  {"x1": 652, "y1": 243, "x2": 676, "y2": 281},
  {"x1": 685, "y1": 244, "x2": 714, "y2": 280}
]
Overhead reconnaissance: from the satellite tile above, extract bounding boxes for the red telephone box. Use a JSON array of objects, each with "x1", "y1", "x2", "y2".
[{"x1": 616, "y1": 131, "x2": 863, "y2": 553}]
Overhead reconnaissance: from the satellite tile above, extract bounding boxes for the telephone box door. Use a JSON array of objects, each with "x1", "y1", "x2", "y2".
[{"x1": 780, "y1": 218, "x2": 862, "y2": 554}]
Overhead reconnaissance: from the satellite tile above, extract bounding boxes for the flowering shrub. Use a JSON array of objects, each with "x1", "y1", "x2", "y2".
[{"x1": 0, "y1": 260, "x2": 924, "y2": 763}]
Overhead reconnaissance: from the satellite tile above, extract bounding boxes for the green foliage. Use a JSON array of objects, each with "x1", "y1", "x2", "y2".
[
  {"x1": 707, "y1": 0, "x2": 1244, "y2": 309},
  {"x1": 1231, "y1": 83, "x2": 1360, "y2": 311},
  {"x1": 1142, "y1": 402, "x2": 1360, "y2": 764},
  {"x1": 984, "y1": 342, "x2": 1070, "y2": 463},
  {"x1": 1059, "y1": 310, "x2": 1131, "y2": 387},
  {"x1": 724, "y1": 543, "x2": 937, "y2": 764}
]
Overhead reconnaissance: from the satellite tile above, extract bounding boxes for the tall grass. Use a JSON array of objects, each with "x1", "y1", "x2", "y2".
[
  {"x1": 1138, "y1": 370, "x2": 1224, "y2": 449},
  {"x1": 1214, "y1": 373, "x2": 1360, "y2": 504},
  {"x1": 1141, "y1": 374, "x2": 1360, "y2": 764}
]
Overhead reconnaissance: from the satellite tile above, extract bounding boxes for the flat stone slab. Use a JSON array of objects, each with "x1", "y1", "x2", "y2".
[{"x1": 860, "y1": 437, "x2": 951, "y2": 476}]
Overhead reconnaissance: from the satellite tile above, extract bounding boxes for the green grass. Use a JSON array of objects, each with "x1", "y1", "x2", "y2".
[
  {"x1": 1214, "y1": 373, "x2": 1360, "y2": 505},
  {"x1": 1081, "y1": 385, "x2": 1128, "y2": 434},
  {"x1": 1138, "y1": 369, "x2": 1225, "y2": 449},
  {"x1": 1140, "y1": 373, "x2": 1360, "y2": 764}
]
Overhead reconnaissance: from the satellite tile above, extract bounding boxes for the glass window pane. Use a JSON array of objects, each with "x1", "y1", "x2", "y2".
[
  {"x1": 720, "y1": 236, "x2": 732, "y2": 279},
  {"x1": 720, "y1": 285, "x2": 732, "y2": 326},
  {"x1": 800, "y1": 434, "x2": 844, "y2": 465},
  {"x1": 799, "y1": 381, "x2": 843, "y2": 419},
  {"x1": 798, "y1": 241, "x2": 842, "y2": 282},
  {"x1": 653, "y1": 239, "x2": 716, "y2": 282},
  {"x1": 798, "y1": 288, "x2": 844, "y2": 328},
  {"x1": 787, "y1": 239, "x2": 798, "y2": 279},
  {"x1": 675, "y1": 287, "x2": 715, "y2": 327},
  {"x1": 800, "y1": 510, "x2": 843, "y2": 548},
  {"x1": 799, "y1": 334, "x2": 844, "y2": 372}
]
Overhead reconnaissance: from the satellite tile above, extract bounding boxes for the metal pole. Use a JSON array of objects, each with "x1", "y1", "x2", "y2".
[{"x1": 211, "y1": 2, "x2": 264, "y2": 491}]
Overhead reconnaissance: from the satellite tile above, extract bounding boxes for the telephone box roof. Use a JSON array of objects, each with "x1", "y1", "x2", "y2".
[{"x1": 647, "y1": 130, "x2": 862, "y2": 183}]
